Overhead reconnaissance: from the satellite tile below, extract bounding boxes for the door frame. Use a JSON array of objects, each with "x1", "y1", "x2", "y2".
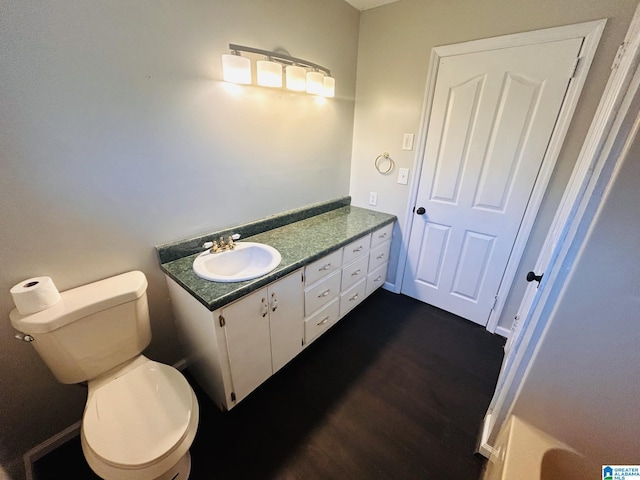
[
  {"x1": 479, "y1": 3, "x2": 640, "y2": 454},
  {"x1": 395, "y1": 20, "x2": 606, "y2": 333}
]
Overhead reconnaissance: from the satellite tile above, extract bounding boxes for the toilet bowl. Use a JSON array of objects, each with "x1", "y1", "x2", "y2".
[
  {"x1": 9, "y1": 271, "x2": 199, "y2": 480},
  {"x1": 81, "y1": 356, "x2": 199, "y2": 480}
]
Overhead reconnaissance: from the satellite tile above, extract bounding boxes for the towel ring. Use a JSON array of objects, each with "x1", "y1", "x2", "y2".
[{"x1": 375, "y1": 152, "x2": 395, "y2": 174}]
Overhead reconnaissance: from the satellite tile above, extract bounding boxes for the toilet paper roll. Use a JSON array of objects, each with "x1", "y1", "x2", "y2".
[{"x1": 10, "y1": 276, "x2": 61, "y2": 315}]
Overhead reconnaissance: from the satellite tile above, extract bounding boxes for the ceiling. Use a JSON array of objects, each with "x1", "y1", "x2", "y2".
[{"x1": 344, "y1": 0, "x2": 400, "y2": 11}]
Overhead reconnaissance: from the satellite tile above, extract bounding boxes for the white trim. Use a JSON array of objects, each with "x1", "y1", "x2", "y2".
[
  {"x1": 478, "y1": 411, "x2": 495, "y2": 458},
  {"x1": 494, "y1": 325, "x2": 511, "y2": 339},
  {"x1": 393, "y1": 21, "x2": 606, "y2": 333},
  {"x1": 480, "y1": 3, "x2": 640, "y2": 453}
]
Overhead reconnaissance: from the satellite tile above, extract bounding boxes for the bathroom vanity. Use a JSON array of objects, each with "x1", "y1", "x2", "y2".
[{"x1": 157, "y1": 198, "x2": 395, "y2": 410}]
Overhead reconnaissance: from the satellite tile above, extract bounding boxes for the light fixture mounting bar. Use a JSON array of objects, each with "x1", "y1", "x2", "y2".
[{"x1": 228, "y1": 44, "x2": 331, "y2": 75}]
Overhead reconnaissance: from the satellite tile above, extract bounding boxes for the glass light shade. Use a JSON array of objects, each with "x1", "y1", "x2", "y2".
[
  {"x1": 221, "y1": 54, "x2": 251, "y2": 84},
  {"x1": 323, "y1": 76, "x2": 335, "y2": 98},
  {"x1": 256, "y1": 60, "x2": 283, "y2": 88},
  {"x1": 285, "y1": 65, "x2": 307, "y2": 91},
  {"x1": 306, "y1": 71, "x2": 324, "y2": 95}
]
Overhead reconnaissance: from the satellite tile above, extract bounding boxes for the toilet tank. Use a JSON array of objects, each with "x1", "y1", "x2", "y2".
[{"x1": 10, "y1": 271, "x2": 152, "y2": 384}]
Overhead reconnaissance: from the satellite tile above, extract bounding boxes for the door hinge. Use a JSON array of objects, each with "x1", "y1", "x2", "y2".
[
  {"x1": 231, "y1": 392, "x2": 236, "y2": 402},
  {"x1": 301, "y1": 337, "x2": 305, "y2": 346},
  {"x1": 569, "y1": 56, "x2": 581, "y2": 78},
  {"x1": 612, "y1": 42, "x2": 626, "y2": 70},
  {"x1": 301, "y1": 271, "x2": 305, "y2": 283},
  {"x1": 491, "y1": 295, "x2": 499, "y2": 311},
  {"x1": 219, "y1": 315, "x2": 225, "y2": 327}
]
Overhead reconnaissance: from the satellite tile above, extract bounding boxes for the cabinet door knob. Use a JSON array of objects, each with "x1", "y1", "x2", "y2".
[{"x1": 271, "y1": 293, "x2": 278, "y2": 312}]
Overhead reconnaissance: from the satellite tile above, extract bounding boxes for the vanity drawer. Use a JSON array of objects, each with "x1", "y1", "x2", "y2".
[
  {"x1": 304, "y1": 298, "x2": 339, "y2": 345},
  {"x1": 342, "y1": 234, "x2": 371, "y2": 265},
  {"x1": 305, "y1": 270, "x2": 341, "y2": 315},
  {"x1": 366, "y1": 263, "x2": 388, "y2": 297},
  {"x1": 369, "y1": 240, "x2": 391, "y2": 272},
  {"x1": 370, "y1": 223, "x2": 393, "y2": 248},
  {"x1": 341, "y1": 254, "x2": 369, "y2": 292},
  {"x1": 304, "y1": 249, "x2": 343, "y2": 286},
  {"x1": 339, "y1": 279, "x2": 367, "y2": 317}
]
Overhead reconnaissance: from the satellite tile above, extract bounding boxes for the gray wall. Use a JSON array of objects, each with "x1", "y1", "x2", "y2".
[
  {"x1": 0, "y1": 1, "x2": 359, "y2": 477},
  {"x1": 349, "y1": 0, "x2": 638, "y2": 331},
  {"x1": 511, "y1": 91, "x2": 640, "y2": 465}
]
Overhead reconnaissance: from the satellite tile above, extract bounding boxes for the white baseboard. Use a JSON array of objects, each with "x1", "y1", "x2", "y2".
[
  {"x1": 382, "y1": 280, "x2": 396, "y2": 292},
  {"x1": 495, "y1": 325, "x2": 511, "y2": 338},
  {"x1": 477, "y1": 412, "x2": 494, "y2": 459}
]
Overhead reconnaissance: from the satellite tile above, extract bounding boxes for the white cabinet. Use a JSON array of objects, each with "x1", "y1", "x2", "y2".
[
  {"x1": 167, "y1": 222, "x2": 394, "y2": 410},
  {"x1": 167, "y1": 269, "x2": 303, "y2": 410},
  {"x1": 303, "y1": 250, "x2": 343, "y2": 345},
  {"x1": 220, "y1": 287, "x2": 272, "y2": 404},
  {"x1": 221, "y1": 270, "x2": 304, "y2": 404},
  {"x1": 304, "y1": 298, "x2": 340, "y2": 345},
  {"x1": 267, "y1": 272, "x2": 305, "y2": 374}
]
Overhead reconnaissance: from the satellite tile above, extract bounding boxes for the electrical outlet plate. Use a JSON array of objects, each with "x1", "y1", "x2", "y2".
[
  {"x1": 397, "y1": 168, "x2": 409, "y2": 185},
  {"x1": 369, "y1": 192, "x2": 378, "y2": 206}
]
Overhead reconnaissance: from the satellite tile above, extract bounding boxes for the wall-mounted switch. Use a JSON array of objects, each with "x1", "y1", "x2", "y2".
[
  {"x1": 369, "y1": 192, "x2": 378, "y2": 206},
  {"x1": 397, "y1": 168, "x2": 409, "y2": 185},
  {"x1": 402, "y1": 133, "x2": 415, "y2": 151}
]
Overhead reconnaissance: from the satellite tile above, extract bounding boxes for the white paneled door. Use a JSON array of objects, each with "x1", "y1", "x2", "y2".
[{"x1": 401, "y1": 37, "x2": 583, "y2": 325}]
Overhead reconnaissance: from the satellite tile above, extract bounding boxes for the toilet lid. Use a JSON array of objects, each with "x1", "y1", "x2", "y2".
[{"x1": 83, "y1": 361, "x2": 195, "y2": 468}]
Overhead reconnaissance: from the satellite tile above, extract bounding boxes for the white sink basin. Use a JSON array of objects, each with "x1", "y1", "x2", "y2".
[{"x1": 193, "y1": 242, "x2": 282, "y2": 282}]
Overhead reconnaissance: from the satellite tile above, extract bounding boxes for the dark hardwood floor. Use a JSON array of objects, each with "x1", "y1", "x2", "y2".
[{"x1": 34, "y1": 289, "x2": 505, "y2": 480}]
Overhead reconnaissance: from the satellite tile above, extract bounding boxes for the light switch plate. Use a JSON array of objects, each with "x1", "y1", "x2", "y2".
[
  {"x1": 402, "y1": 133, "x2": 415, "y2": 151},
  {"x1": 397, "y1": 168, "x2": 409, "y2": 185}
]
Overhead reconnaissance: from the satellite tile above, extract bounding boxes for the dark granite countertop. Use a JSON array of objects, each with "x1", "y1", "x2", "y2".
[{"x1": 159, "y1": 204, "x2": 395, "y2": 311}]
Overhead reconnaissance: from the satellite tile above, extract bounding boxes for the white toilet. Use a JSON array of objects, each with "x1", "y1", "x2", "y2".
[{"x1": 10, "y1": 271, "x2": 199, "y2": 480}]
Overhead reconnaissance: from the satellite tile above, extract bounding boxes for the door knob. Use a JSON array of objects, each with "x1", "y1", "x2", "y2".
[
  {"x1": 526, "y1": 271, "x2": 543, "y2": 284},
  {"x1": 415, "y1": 207, "x2": 426, "y2": 215}
]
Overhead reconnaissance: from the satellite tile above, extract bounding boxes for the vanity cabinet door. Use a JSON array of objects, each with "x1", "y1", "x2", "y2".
[
  {"x1": 221, "y1": 287, "x2": 272, "y2": 405},
  {"x1": 269, "y1": 270, "x2": 304, "y2": 373}
]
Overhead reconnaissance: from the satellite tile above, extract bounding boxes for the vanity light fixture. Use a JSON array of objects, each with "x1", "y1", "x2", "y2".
[
  {"x1": 222, "y1": 44, "x2": 335, "y2": 97},
  {"x1": 256, "y1": 58, "x2": 283, "y2": 88},
  {"x1": 221, "y1": 52, "x2": 251, "y2": 84}
]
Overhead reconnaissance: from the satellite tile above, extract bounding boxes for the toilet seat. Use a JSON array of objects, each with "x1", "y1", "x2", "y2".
[{"x1": 83, "y1": 360, "x2": 197, "y2": 470}]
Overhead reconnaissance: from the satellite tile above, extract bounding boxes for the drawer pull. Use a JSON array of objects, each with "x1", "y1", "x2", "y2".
[
  {"x1": 317, "y1": 316, "x2": 329, "y2": 326},
  {"x1": 349, "y1": 293, "x2": 359, "y2": 302},
  {"x1": 318, "y1": 289, "x2": 331, "y2": 298},
  {"x1": 376, "y1": 253, "x2": 385, "y2": 260},
  {"x1": 261, "y1": 298, "x2": 268, "y2": 317},
  {"x1": 374, "y1": 275, "x2": 382, "y2": 282},
  {"x1": 353, "y1": 246, "x2": 363, "y2": 252},
  {"x1": 319, "y1": 263, "x2": 332, "y2": 271},
  {"x1": 379, "y1": 232, "x2": 387, "y2": 239},
  {"x1": 351, "y1": 269, "x2": 361, "y2": 276}
]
